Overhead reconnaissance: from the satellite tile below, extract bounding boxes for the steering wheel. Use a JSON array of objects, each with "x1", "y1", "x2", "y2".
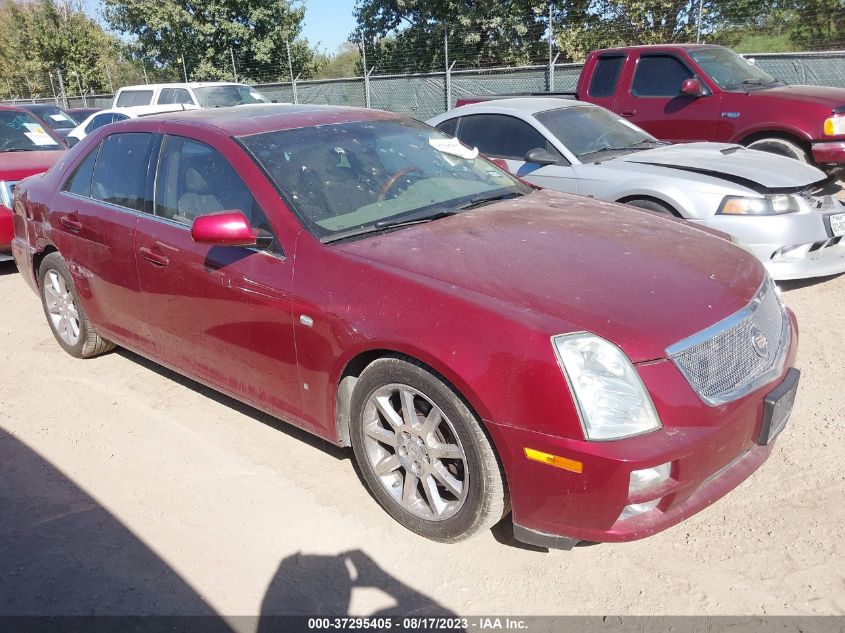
[
  {"x1": 378, "y1": 167, "x2": 422, "y2": 201},
  {"x1": 0, "y1": 138, "x2": 21, "y2": 150}
]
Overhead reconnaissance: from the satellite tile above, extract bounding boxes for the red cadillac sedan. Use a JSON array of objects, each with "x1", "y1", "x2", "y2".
[{"x1": 11, "y1": 105, "x2": 799, "y2": 548}]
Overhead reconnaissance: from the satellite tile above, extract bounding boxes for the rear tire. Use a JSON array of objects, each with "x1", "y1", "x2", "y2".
[
  {"x1": 350, "y1": 356, "x2": 508, "y2": 543},
  {"x1": 746, "y1": 137, "x2": 810, "y2": 163},
  {"x1": 625, "y1": 198, "x2": 680, "y2": 217},
  {"x1": 38, "y1": 252, "x2": 114, "y2": 359}
]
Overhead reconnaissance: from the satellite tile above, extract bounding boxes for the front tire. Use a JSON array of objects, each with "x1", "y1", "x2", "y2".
[
  {"x1": 625, "y1": 198, "x2": 680, "y2": 216},
  {"x1": 746, "y1": 137, "x2": 810, "y2": 163},
  {"x1": 350, "y1": 356, "x2": 508, "y2": 543},
  {"x1": 38, "y1": 252, "x2": 114, "y2": 358}
]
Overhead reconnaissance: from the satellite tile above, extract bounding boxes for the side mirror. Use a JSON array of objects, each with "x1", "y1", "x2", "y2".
[
  {"x1": 524, "y1": 147, "x2": 559, "y2": 165},
  {"x1": 680, "y1": 78, "x2": 704, "y2": 97},
  {"x1": 191, "y1": 211, "x2": 257, "y2": 247}
]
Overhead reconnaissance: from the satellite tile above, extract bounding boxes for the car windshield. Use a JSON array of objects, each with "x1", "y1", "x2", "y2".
[
  {"x1": 241, "y1": 118, "x2": 530, "y2": 240},
  {"x1": 688, "y1": 47, "x2": 778, "y2": 89},
  {"x1": 28, "y1": 106, "x2": 76, "y2": 130},
  {"x1": 535, "y1": 106, "x2": 661, "y2": 160},
  {"x1": 193, "y1": 85, "x2": 269, "y2": 108},
  {"x1": 0, "y1": 110, "x2": 63, "y2": 152}
]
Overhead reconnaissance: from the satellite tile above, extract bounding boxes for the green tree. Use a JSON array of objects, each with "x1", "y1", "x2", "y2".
[
  {"x1": 0, "y1": 0, "x2": 138, "y2": 99},
  {"x1": 352, "y1": 0, "x2": 552, "y2": 72},
  {"x1": 103, "y1": 0, "x2": 323, "y2": 83}
]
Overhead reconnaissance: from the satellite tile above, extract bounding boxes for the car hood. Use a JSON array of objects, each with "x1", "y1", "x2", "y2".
[
  {"x1": 746, "y1": 84, "x2": 845, "y2": 108},
  {"x1": 612, "y1": 142, "x2": 826, "y2": 191},
  {"x1": 337, "y1": 190, "x2": 764, "y2": 362},
  {"x1": 0, "y1": 150, "x2": 64, "y2": 182}
]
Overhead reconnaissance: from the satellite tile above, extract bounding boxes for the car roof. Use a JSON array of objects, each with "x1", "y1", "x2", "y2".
[
  {"x1": 0, "y1": 104, "x2": 30, "y2": 113},
  {"x1": 142, "y1": 103, "x2": 401, "y2": 137},
  {"x1": 117, "y1": 82, "x2": 252, "y2": 91},
  {"x1": 594, "y1": 43, "x2": 724, "y2": 55},
  {"x1": 19, "y1": 103, "x2": 63, "y2": 111},
  {"x1": 443, "y1": 97, "x2": 594, "y2": 118}
]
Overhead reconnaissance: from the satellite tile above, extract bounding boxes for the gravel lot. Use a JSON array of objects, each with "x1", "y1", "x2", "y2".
[{"x1": 1, "y1": 258, "x2": 843, "y2": 617}]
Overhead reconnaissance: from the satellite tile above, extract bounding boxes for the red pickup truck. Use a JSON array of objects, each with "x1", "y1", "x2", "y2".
[{"x1": 458, "y1": 44, "x2": 845, "y2": 174}]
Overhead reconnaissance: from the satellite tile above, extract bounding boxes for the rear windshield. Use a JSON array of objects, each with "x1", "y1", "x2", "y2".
[
  {"x1": 193, "y1": 85, "x2": 269, "y2": 108},
  {"x1": 0, "y1": 110, "x2": 64, "y2": 152},
  {"x1": 27, "y1": 106, "x2": 77, "y2": 130},
  {"x1": 116, "y1": 90, "x2": 154, "y2": 107}
]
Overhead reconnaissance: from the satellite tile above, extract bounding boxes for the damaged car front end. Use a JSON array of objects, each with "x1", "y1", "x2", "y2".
[{"x1": 428, "y1": 99, "x2": 845, "y2": 281}]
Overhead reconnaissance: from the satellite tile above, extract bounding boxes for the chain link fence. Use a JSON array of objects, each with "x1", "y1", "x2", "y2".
[{"x1": 4, "y1": 51, "x2": 844, "y2": 121}]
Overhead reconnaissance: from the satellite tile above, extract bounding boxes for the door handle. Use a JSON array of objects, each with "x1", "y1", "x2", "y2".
[
  {"x1": 620, "y1": 110, "x2": 636, "y2": 117},
  {"x1": 59, "y1": 215, "x2": 82, "y2": 232},
  {"x1": 138, "y1": 246, "x2": 169, "y2": 267}
]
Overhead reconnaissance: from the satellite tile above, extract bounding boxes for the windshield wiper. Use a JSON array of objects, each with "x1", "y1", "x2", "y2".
[
  {"x1": 0, "y1": 148, "x2": 36, "y2": 153},
  {"x1": 321, "y1": 210, "x2": 459, "y2": 244},
  {"x1": 455, "y1": 191, "x2": 524, "y2": 211}
]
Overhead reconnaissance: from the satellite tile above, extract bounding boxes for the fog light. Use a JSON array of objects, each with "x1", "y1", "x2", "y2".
[
  {"x1": 619, "y1": 498, "x2": 661, "y2": 521},
  {"x1": 629, "y1": 462, "x2": 671, "y2": 494}
]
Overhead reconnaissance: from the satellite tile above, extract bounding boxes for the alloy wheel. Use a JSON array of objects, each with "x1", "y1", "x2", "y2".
[
  {"x1": 44, "y1": 269, "x2": 81, "y2": 346},
  {"x1": 361, "y1": 384, "x2": 469, "y2": 520}
]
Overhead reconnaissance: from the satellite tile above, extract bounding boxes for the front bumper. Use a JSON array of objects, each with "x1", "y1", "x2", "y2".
[
  {"x1": 811, "y1": 141, "x2": 845, "y2": 166},
  {"x1": 702, "y1": 202, "x2": 845, "y2": 281},
  {"x1": 488, "y1": 312, "x2": 798, "y2": 548}
]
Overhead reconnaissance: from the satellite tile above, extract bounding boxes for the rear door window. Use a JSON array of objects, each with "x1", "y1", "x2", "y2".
[
  {"x1": 91, "y1": 133, "x2": 154, "y2": 211},
  {"x1": 457, "y1": 114, "x2": 553, "y2": 161},
  {"x1": 64, "y1": 143, "x2": 101, "y2": 197},
  {"x1": 631, "y1": 56, "x2": 694, "y2": 97},
  {"x1": 158, "y1": 88, "x2": 193, "y2": 105},
  {"x1": 85, "y1": 113, "x2": 115, "y2": 134},
  {"x1": 588, "y1": 56, "x2": 625, "y2": 97},
  {"x1": 115, "y1": 90, "x2": 153, "y2": 107}
]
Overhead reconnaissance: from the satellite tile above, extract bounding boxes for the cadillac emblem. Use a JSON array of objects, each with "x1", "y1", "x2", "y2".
[{"x1": 750, "y1": 325, "x2": 769, "y2": 357}]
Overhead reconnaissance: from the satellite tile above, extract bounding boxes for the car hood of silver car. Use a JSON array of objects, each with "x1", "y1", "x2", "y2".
[{"x1": 610, "y1": 142, "x2": 826, "y2": 190}]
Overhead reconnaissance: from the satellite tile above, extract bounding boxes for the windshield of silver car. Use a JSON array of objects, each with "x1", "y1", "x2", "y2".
[
  {"x1": 535, "y1": 106, "x2": 661, "y2": 160},
  {"x1": 240, "y1": 118, "x2": 531, "y2": 240},
  {"x1": 689, "y1": 48, "x2": 779, "y2": 90},
  {"x1": 1, "y1": 111, "x2": 63, "y2": 152},
  {"x1": 194, "y1": 85, "x2": 269, "y2": 108}
]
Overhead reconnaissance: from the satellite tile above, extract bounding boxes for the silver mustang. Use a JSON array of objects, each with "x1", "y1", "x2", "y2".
[{"x1": 428, "y1": 98, "x2": 845, "y2": 281}]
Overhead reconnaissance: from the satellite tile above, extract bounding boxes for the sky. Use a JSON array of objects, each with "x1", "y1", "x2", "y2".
[
  {"x1": 301, "y1": 0, "x2": 359, "y2": 53},
  {"x1": 82, "y1": 0, "x2": 361, "y2": 56}
]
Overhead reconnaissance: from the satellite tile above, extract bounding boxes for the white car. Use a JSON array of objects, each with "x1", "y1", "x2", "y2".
[
  {"x1": 428, "y1": 98, "x2": 845, "y2": 281},
  {"x1": 65, "y1": 104, "x2": 198, "y2": 147},
  {"x1": 113, "y1": 82, "x2": 270, "y2": 109}
]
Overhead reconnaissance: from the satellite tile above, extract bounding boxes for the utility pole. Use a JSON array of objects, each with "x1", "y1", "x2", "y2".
[
  {"x1": 696, "y1": 0, "x2": 704, "y2": 43},
  {"x1": 548, "y1": 2, "x2": 555, "y2": 92},
  {"x1": 361, "y1": 32, "x2": 370, "y2": 108},
  {"x1": 230, "y1": 47, "x2": 238, "y2": 82},
  {"x1": 286, "y1": 39, "x2": 295, "y2": 85},
  {"x1": 105, "y1": 66, "x2": 114, "y2": 94},
  {"x1": 180, "y1": 53, "x2": 188, "y2": 82},
  {"x1": 48, "y1": 72, "x2": 57, "y2": 104},
  {"x1": 56, "y1": 69, "x2": 67, "y2": 108}
]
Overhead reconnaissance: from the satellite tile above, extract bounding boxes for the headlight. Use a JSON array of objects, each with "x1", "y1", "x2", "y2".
[
  {"x1": 718, "y1": 194, "x2": 800, "y2": 215},
  {"x1": 552, "y1": 333, "x2": 662, "y2": 441},
  {"x1": 823, "y1": 115, "x2": 845, "y2": 136}
]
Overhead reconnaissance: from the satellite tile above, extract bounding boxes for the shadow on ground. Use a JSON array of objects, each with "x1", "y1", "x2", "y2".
[
  {"x1": 0, "y1": 428, "x2": 455, "y2": 624},
  {"x1": 0, "y1": 261, "x2": 17, "y2": 276}
]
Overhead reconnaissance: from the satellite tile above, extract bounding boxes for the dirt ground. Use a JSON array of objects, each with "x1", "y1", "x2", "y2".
[{"x1": 1, "y1": 258, "x2": 843, "y2": 618}]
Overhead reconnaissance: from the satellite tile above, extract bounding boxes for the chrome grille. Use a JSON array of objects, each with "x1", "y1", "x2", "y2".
[{"x1": 667, "y1": 279, "x2": 789, "y2": 405}]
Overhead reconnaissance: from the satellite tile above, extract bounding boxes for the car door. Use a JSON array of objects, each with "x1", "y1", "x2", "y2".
[
  {"x1": 49, "y1": 132, "x2": 154, "y2": 348},
  {"x1": 453, "y1": 113, "x2": 579, "y2": 193},
  {"x1": 134, "y1": 133, "x2": 302, "y2": 422},
  {"x1": 615, "y1": 52, "x2": 722, "y2": 142}
]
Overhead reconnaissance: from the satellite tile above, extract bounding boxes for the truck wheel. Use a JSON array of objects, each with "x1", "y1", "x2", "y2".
[
  {"x1": 746, "y1": 138, "x2": 810, "y2": 163},
  {"x1": 350, "y1": 356, "x2": 508, "y2": 543},
  {"x1": 38, "y1": 252, "x2": 115, "y2": 358},
  {"x1": 625, "y1": 198, "x2": 680, "y2": 217}
]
